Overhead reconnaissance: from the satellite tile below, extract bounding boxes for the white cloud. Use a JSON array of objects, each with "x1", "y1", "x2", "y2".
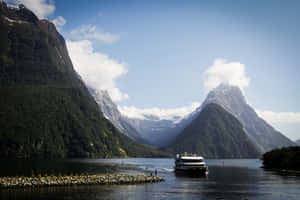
[
  {"x1": 52, "y1": 16, "x2": 66, "y2": 30},
  {"x1": 118, "y1": 102, "x2": 201, "y2": 122},
  {"x1": 202, "y1": 59, "x2": 300, "y2": 140},
  {"x1": 6, "y1": 0, "x2": 55, "y2": 19},
  {"x1": 204, "y1": 58, "x2": 250, "y2": 93},
  {"x1": 257, "y1": 110, "x2": 300, "y2": 124},
  {"x1": 257, "y1": 110, "x2": 300, "y2": 140},
  {"x1": 66, "y1": 39, "x2": 129, "y2": 102},
  {"x1": 70, "y1": 25, "x2": 120, "y2": 43}
]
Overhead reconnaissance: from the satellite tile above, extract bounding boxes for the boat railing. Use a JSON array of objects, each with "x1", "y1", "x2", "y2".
[{"x1": 176, "y1": 152, "x2": 198, "y2": 158}]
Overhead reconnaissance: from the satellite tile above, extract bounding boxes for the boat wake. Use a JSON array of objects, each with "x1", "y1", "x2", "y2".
[{"x1": 161, "y1": 168, "x2": 174, "y2": 172}]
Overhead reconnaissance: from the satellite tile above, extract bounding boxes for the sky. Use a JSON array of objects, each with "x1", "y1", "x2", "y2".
[{"x1": 5, "y1": 0, "x2": 300, "y2": 140}]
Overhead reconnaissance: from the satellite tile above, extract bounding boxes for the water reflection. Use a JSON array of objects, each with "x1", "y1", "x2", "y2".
[
  {"x1": 198, "y1": 166, "x2": 263, "y2": 200},
  {"x1": 0, "y1": 185, "x2": 115, "y2": 200},
  {"x1": 0, "y1": 159, "x2": 119, "y2": 177},
  {"x1": 175, "y1": 173, "x2": 208, "y2": 179},
  {"x1": 1, "y1": 159, "x2": 300, "y2": 200}
]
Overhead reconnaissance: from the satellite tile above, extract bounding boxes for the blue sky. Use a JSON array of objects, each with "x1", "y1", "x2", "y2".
[
  {"x1": 57, "y1": 0, "x2": 300, "y2": 109},
  {"x1": 6, "y1": 0, "x2": 300, "y2": 140}
]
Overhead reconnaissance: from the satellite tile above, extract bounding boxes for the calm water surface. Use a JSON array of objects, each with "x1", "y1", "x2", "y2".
[{"x1": 1, "y1": 158, "x2": 300, "y2": 200}]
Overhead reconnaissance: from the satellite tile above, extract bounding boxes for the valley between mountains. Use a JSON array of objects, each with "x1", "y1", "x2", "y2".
[{"x1": 0, "y1": 2, "x2": 296, "y2": 159}]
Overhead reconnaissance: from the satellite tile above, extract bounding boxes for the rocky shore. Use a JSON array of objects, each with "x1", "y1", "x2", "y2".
[{"x1": 0, "y1": 174, "x2": 164, "y2": 188}]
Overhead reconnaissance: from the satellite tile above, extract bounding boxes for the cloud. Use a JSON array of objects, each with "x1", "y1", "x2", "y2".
[
  {"x1": 202, "y1": 59, "x2": 300, "y2": 140},
  {"x1": 257, "y1": 110, "x2": 300, "y2": 140},
  {"x1": 70, "y1": 25, "x2": 120, "y2": 43},
  {"x1": 204, "y1": 59, "x2": 250, "y2": 93},
  {"x1": 6, "y1": 0, "x2": 55, "y2": 19},
  {"x1": 66, "y1": 40, "x2": 129, "y2": 102},
  {"x1": 257, "y1": 110, "x2": 300, "y2": 124},
  {"x1": 118, "y1": 102, "x2": 201, "y2": 122},
  {"x1": 6, "y1": 0, "x2": 66, "y2": 31},
  {"x1": 52, "y1": 16, "x2": 66, "y2": 30}
]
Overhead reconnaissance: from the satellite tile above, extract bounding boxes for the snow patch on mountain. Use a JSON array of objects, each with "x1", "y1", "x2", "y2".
[
  {"x1": 118, "y1": 102, "x2": 200, "y2": 124},
  {"x1": 194, "y1": 83, "x2": 295, "y2": 152}
]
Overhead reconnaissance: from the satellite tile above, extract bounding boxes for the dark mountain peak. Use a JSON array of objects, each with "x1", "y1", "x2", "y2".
[
  {"x1": 0, "y1": 4, "x2": 167, "y2": 158},
  {"x1": 200, "y1": 83, "x2": 295, "y2": 152},
  {"x1": 0, "y1": 1, "x2": 62, "y2": 41},
  {"x1": 16, "y1": 4, "x2": 38, "y2": 23},
  {"x1": 168, "y1": 103, "x2": 261, "y2": 158},
  {"x1": 0, "y1": 2, "x2": 38, "y2": 24}
]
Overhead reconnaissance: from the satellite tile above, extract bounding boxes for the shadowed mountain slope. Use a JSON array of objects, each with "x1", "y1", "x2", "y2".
[
  {"x1": 167, "y1": 103, "x2": 262, "y2": 158},
  {"x1": 0, "y1": 2, "x2": 168, "y2": 158}
]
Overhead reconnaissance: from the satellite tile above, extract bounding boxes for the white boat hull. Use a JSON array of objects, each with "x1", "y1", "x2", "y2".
[{"x1": 174, "y1": 153, "x2": 208, "y2": 175}]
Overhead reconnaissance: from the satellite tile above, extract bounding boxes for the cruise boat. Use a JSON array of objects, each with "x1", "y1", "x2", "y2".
[{"x1": 174, "y1": 153, "x2": 208, "y2": 174}]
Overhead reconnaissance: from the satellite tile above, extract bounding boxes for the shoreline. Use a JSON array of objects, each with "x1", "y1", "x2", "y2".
[
  {"x1": 0, "y1": 174, "x2": 164, "y2": 188},
  {"x1": 262, "y1": 167, "x2": 300, "y2": 175}
]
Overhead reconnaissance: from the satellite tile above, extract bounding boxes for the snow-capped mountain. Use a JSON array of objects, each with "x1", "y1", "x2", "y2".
[
  {"x1": 90, "y1": 89, "x2": 146, "y2": 143},
  {"x1": 123, "y1": 116, "x2": 181, "y2": 147},
  {"x1": 89, "y1": 89, "x2": 187, "y2": 147},
  {"x1": 167, "y1": 103, "x2": 262, "y2": 158},
  {"x1": 90, "y1": 84, "x2": 295, "y2": 153},
  {"x1": 191, "y1": 84, "x2": 295, "y2": 152}
]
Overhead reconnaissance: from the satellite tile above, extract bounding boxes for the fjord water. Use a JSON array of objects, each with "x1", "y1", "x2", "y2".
[{"x1": 1, "y1": 159, "x2": 300, "y2": 200}]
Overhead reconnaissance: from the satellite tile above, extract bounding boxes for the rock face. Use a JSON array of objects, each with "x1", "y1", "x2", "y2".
[
  {"x1": 0, "y1": 2, "x2": 167, "y2": 158},
  {"x1": 91, "y1": 90, "x2": 146, "y2": 143},
  {"x1": 167, "y1": 104, "x2": 261, "y2": 158},
  {"x1": 199, "y1": 84, "x2": 295, "y2": 152}
]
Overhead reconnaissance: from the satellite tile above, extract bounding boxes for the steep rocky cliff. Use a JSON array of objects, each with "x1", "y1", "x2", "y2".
[{"x1": 0, "y1": 2, "x2": 167, "y2": 158}]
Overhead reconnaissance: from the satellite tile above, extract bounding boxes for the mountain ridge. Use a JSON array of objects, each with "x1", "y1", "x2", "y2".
[
  {"x1": 167, "y1": 103, "x2": 261, "y2": 158},
  {"x1": 199, "y1": 84, "x2": 295, "y2": 152},
  {"x1": 107, "y1": 83, "x2": 295, "y2": 153},
  {"x1": 91, "y1": 89, "x2": 147, "y2": 143},
  {"x1": 0, "y1": 2, "x2": 168, "y2": 158}
]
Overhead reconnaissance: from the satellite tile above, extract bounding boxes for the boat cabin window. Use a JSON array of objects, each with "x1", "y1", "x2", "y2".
[{"x1": 179, "y1": 159, "x2": 203, "y2": 162}]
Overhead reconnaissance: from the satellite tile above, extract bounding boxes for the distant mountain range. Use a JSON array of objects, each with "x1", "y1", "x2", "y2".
[
  {"x1": 91, "y1": 89, "x2": 146, "y2": 143},
  {"x1": 124, "y1": 116, "x2": 180, "y2": 147},
  {"x1": 94, "y1": 89, "x2": 185, "y2": 147},
  {"x1": 97, "y1": 84, "x2": 295, "y2": 158},
  {"x1": 1, "y1": 2, "x2": 295, "y2": 159},
  {"x1": 296, "y1": 139, "x2": 300, "y2": 146},
  {"x1": 0, "y1": 2, "x2": 168, "y2": 158}
]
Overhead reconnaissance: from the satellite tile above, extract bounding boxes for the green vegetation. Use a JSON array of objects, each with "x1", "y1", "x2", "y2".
[
  {"x1": 0, "y1": 3, "x2": 168, "y2": 158},
  {"x1": 262, "y1": 146, "x2": 300, "y2": 171},
  {"x1": 167, "y1": 103, "x2": 261, "y2": 158}
]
